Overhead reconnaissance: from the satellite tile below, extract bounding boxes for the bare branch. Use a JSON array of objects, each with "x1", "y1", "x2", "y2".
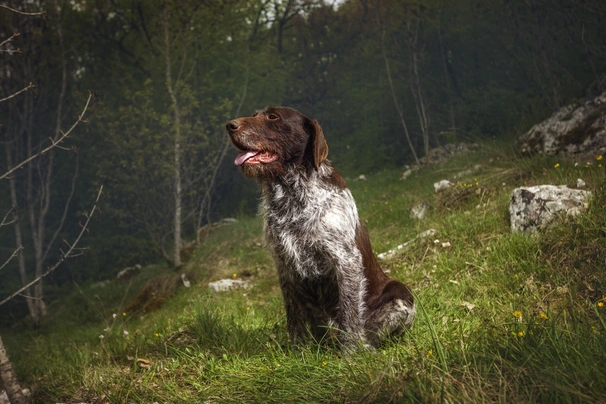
[
  {"x1": 43, "y1": 152, "x2": 79, "y2": 261},
  {"x1": 16, "y1": 293, "x2": 41, "y2": 301},
  {"x1": 0, "y1": 92, "x2": 92, "y2": 180},
  {"x1": 0, "y1": 207, "x2": 16, "y2": 228},
  {"x1": 0, "y1": 246, "x2": 23, "y2": 273},
  {"x1": 0, "y1": 186, "x2": 102, "y2": 308},
  {"x1": 0, "y1": 32, "x2": 19, "y2": 48},
  {"x1": 0, "y1": 4, "x2": 46, "y2": 16},
  {"x1": 0, "y1": 32, "x2": 21, "y2": 54},
  {"x1": 0, "y1": 48, "x2": 21, "y2": 54},
  {"x1": 0, "y1": 83, "x2": 35, "y2": 104}
]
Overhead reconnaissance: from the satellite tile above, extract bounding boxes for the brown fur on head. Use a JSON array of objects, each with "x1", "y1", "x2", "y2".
[{"x1": 226, "y1": 106, "x2": 328, "y2": 178}]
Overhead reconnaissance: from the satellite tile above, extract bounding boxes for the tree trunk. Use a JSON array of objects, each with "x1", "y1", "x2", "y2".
[
  {"x1": 0, "y1": 336, "x2": 30, "y2": 404},
  {"x1": 406, "y1": 18, "x2": 431, "y2": 159},
  {"x1": 410, "y1": 48, "x2": 431, "y2": 158},
  {"x1": 22, "y1": 1, "x2": 69, "y2": 326},
  {"x1": 437, "y1": 4, "x2": 456, "y2": 133},
  {"x1": 195, "y1": 40, "x2": 251, "y2": 243},
  {"x1": 4, "y1": 150, "x2": 37, "y2": 324},
  {"x1": 163, "y1": 6, "x2": 182, "y2": 267},
  {"x1": 381, "y1": 29, "x2": 419, "y2": 165}
]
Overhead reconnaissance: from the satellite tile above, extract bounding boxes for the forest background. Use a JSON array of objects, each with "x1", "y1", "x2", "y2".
[{"x1": 1, "y1": 0, "x2": 605, "y2": 326}]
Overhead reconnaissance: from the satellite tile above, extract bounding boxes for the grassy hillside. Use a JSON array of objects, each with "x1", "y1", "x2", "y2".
[{"x1": 3, "y1": 141, "x2": 606, "y2": 403}]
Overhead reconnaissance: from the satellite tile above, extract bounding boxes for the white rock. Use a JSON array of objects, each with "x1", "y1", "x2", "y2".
[
  {"x1": 116, "y1": 264, "x2": 141, "y2": 281},
  {"x1": 518, "y1": 91, "x2": 606, "y2": 155},
  {"x1": 91, "y1": 280, "x2": 110, "y2": 289},
  {"x1": 434, "y1": 180, "x2": 454, "y2": 193},
  {"x1": 181, "y1": 273, "x2": 191, "y2": 288},
  {"x1": 377, "y1": 229, "x2": 437, "y2": 260},
  {"x1": 576, "y1": 178, "x2": 586, "y2": 188},
  {"x1": 208, "y1": 279, "x2": 251, "y2": 293},
  {"x1": 410, "y1": 202, "x2": 427, "y2": 220},
  {"x1": 217, "y1": 217, "x2": 238, "y2": 225},
  {"x1": 509, "y1": 185, "x2": 592, "y2": 233},
  {"x1": 418, "y1": 228, "x2": 437, "y2": 239}
]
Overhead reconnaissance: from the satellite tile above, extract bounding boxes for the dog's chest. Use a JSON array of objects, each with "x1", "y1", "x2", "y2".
[{"x1": 261, "y1": 172, "x2": 359, "y2": 278}]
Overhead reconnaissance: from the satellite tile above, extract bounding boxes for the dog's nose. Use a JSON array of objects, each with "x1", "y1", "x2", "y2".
[{"x1": 226, "y1": 119, "x2": 240, "y2": 133}]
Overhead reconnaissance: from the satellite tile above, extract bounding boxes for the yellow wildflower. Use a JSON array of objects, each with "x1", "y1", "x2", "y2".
[
  {"x1": 427, "y1": 349, "x2": 433, "y2": 357},
  {"x1": 122, "y1": 312, "x2": 126, "y2": 316},
  {"x1": 513, "y1": 310, "x2": 522, "y2": 319},
  {"x1": 321, "y1": 361, "x2": 327, "y2": 367},
  {"x1": 554, "y1": 163, "x2": 560, "y2": 168},
  {"x1": 598, "y1": 301, "x2": 604, "y2": 308},
  {"x1": 233, "y1": 273, "x2": 237, "y2": 278},
  {"x1": 539, "y1": 312, "x2": 548, "y2": 320},
  {"x1": 155, "y1": 333, "x2": 160, "y2": 337},
  {"x1": 517, "y1": 331, "x2": 524, "y2": 337},
  {"x1": 597, "y1": 155, "x2": 603, "y2": 161}
]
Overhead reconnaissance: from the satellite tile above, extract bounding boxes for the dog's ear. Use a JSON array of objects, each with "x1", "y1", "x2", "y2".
[{"x1": 304, "y1": 118, "x2": 329, "y2": 170}]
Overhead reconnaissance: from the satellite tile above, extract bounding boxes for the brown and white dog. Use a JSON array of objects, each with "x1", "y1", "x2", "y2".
[{"x1": 226, "y1": 106, "x2": 415, "y2": 349}]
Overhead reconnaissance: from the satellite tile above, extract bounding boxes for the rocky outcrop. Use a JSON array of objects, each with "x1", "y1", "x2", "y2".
[
  {"x1": 116, "y1": 264, "x2": 141, "y2": 281},
  {"x1": 418, "y1": 143, "x2": 479, "y2": 165},
  {"x1": 208, "y1": 279, "x2": 251, "y2": 293},
  {"x1": 518, "y1": 91, "x2": 606, "y2": 156},
  {"x1": 410, "y1": 202, "x2": 428, "y2": 220},
  {"x1": 509, "y1": 185, "x2": 591, "y2": 233},
  {"x1": 434, "y1": 180, "x2": 454, "y2": 193},
  {"x1": 401, "y1": 143, "x2": 479, "y2": 180}
]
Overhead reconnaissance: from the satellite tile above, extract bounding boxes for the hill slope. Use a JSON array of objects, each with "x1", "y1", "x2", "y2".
[{"x1": 4, "y1": 142, "x2": 606, "y2": 403}]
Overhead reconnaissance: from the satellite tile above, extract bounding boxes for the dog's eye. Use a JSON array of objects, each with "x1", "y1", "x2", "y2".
[{"x1": 267, "y1": 114, "x2": 279, "y2": 120}]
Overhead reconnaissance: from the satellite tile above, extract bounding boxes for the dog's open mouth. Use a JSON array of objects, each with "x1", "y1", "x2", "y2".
[{"x1": 234, "y1": 150, "x2": 278, "y2": 166}]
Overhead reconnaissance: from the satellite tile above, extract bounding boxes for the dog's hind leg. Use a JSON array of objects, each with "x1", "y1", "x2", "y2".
[{"x1": 365, "y1": 281, "x2": 415, "y2": 346}]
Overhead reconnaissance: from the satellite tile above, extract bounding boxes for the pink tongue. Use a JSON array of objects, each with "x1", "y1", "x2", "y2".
[{"x1": 235, "y1": 151, "x2": 259, "y2": 166}]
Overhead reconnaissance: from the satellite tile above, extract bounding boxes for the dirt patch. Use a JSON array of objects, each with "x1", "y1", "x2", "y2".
[{"x1": 125, "y1": 272, "x2": 192, "y2": 313}]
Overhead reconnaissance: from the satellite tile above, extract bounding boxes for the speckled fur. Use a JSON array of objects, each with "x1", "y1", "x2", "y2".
[{"x1": 226, "y1": 107, "x2": 415, "y2": 349}]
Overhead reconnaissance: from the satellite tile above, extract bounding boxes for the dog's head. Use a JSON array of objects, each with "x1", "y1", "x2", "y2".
[{"x1": 226, "y1": 106, "x2": 328, "y2": 178}]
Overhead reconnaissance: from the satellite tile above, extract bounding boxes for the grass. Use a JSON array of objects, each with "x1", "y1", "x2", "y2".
[{"x1": 2, "y1": 142, "x2": 606, "y2": 403}]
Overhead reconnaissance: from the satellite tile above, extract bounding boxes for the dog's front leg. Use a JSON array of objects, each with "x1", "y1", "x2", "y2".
[
  {"x1": 277, "y1": 266, "x2": 309, "y2": 346},
  {"x1": 333, "y1": 260, "x2": 369, "y2": 350}
]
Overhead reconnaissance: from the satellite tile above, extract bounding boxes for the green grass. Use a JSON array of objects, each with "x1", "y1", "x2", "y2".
[{"x1": 3, "y1": 143, "x2": 606, "y2": 403}]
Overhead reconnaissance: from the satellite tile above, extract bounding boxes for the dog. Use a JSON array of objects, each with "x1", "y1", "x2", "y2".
[{"x1": 226, "y1": 106, "x2": 415, "y2": 349}]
